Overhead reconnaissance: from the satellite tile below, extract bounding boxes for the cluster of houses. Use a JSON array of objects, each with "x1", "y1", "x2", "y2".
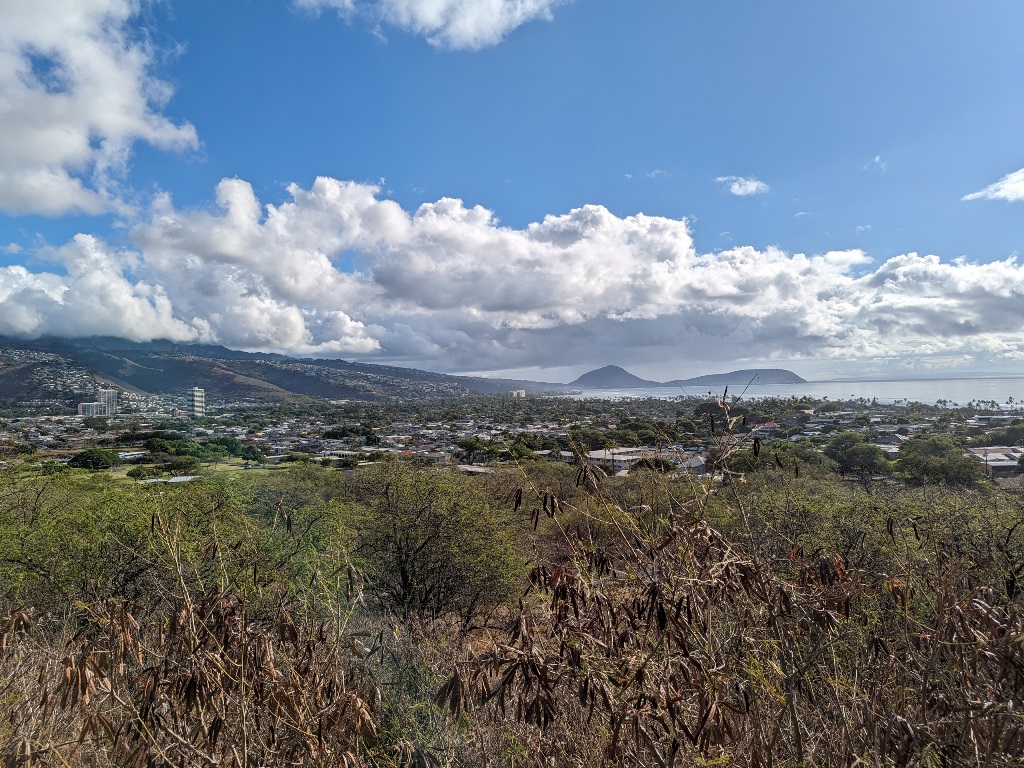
[
  {"x1": 244, "y1": 409, "x2": 1023, "y2": 480},
  {"x1": 240, "y1": 418, "x2": 716, "y2": 475},
  {"x1": 4, "y1": 393, "x2": 1024, "y2": 484}
]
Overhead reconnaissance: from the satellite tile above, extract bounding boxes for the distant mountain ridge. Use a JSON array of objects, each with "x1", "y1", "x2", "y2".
[
  {"x1": 570, "y1": 365, "x2": 806, "y2": 389},
  {"x1": 0, "y1": 336, "x2": 805, "y2": 404},
  {"x1": 0, "y1": 337, "x2": 565, "y2": 402},
  {"x1": 670, "y1": 368, "x2": 806, "y2": 387}
]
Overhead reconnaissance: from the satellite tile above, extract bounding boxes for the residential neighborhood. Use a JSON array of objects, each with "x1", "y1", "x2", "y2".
[{"x1": 3, "y1": 379, "x2": 1024, "y2": 488}]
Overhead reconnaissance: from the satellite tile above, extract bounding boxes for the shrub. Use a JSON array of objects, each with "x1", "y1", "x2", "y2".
[
  {"x1": 351, "y1": 458, "x2": 524, "y2": 625},
  {"x1": 126, "y1": 465, "x2": 165, "y2": 480}
]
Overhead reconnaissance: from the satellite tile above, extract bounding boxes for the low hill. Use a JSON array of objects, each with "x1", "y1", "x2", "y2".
[
  {"x1": 670, "y1": 368, "x2": 806, "y2": 387},
  {"x1": 569, "y1": 365, "x2": 659, "y2": 388},
  {"x1": 569, "y1": 365, "x2": 806, "y2": 389}
]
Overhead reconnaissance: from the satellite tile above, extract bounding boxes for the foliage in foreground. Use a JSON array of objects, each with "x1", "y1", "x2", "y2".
[
  {"x1": 444, "y1": 470, "x2": 1024, "y2": 766},
  {"x1": 0, "y1": 438, "x2": 1023, "y2": 766}
]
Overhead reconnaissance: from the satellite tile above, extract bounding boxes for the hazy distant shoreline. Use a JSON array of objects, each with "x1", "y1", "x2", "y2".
[
  {"x1": 807, "y1": 374, "x2": 1024, "y2": 384},
  {"x1": 573, "y1": 375, "x2": 1024, "y2": 407}
]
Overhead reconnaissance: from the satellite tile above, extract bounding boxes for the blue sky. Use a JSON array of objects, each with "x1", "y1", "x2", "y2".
[{"x1": 0, "y1": 0, "x2": 1022, "y2": 381}]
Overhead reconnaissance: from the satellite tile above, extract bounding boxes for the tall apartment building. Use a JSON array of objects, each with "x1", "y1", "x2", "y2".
[
  {"x1": 97, "y1": 388, "x2": 118, "y2": 415},
  {"x1": 78, "y1": 402, "x2": 106, "y2": 417},
  {"x1": 187, "y1": 387, "x2": 206, "y2": 419}
]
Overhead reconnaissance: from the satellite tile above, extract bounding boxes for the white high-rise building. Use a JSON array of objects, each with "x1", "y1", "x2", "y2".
[
  {"x1": 97, "y1": 388, "x2": 118, "y2": 415},
  {"x1": 187, "y1": 387, "x2": 206, "y2": 418}
]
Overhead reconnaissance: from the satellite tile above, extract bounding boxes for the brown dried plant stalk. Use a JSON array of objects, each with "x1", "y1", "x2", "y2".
[
  {"x1": 442, "y1": 394, "x2": 1024, "y2": 767},
  {"x1": 1, "y1": 503, "x2": 382, "y2": 768}
]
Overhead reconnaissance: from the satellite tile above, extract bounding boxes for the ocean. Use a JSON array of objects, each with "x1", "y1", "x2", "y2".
[{"x1": 573, "y1": 376, "x2": 1024, "y2": 407}]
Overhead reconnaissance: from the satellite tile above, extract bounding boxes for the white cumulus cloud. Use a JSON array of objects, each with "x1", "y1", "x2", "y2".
[
  {"x1": 0, "y1": 0, "x2": 197, "y2": 216},
  {"x1": 6, "y1": 176, "x2": 1024, "y2": 373},
  {"x1": 0, "y1": 234, "x2": 197, "y2": 341},
  {"x1": 294, "y1": 0, "x2": 563, "y2": 49},
  {"x1": 962, "y1": 168, "x2": 1024, "y2": 203},
  {"x1": 716, "y1": 176, "x2": 770, "y2": 197}
]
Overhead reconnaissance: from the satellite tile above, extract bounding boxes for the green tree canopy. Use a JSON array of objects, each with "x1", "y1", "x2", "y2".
[
  {"x1": 206, "y1": 435, "x2": 243, "y2": 455},
  {"x1": 68, "y1": 448, "x2": 120, "y2": 470},
  {"x1": 199, "y1": 445, "x2": 229, "y2": 465},
  {"x1": 844, "y1": 443, "x2": 890, "y2": 476},
  {"x1": 240, "y1": 445, "x2": 266, "y2": 463},
  {"x1": 896, "y1": 435, "x2": 981, "y2": 486},
  {"x1": 167, "y1": 456, "x2": 201, "y2": 475},
  {"x1": 457, "y1": 436, "x2": 500, "y2": 464},
  {"x1": 629, "y1": 456, "x2": 677, "y2": 474},
  {"x1": 127, "y1": 465, "x2": 165, "y2": 480},
  {"x1": 970, "y1": 423, "x2": 1024, "y2": 447},
  {"x1": 823, "y1": 432, "x2": 889, "y2": 476},
  {"x1": 143, "y1": 438, "x2": 173, "y2": 454},
  {"x1": 823, "y1": 432, "x2": 870, "y2": 473},
  {"x1": 351, "y1": 458, "x2": 524, "y2": 625}
]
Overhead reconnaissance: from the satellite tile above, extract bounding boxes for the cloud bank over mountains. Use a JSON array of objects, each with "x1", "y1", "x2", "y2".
[{"x1": 3, "y1": 176, "x2": 1024, "y2": 373}]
